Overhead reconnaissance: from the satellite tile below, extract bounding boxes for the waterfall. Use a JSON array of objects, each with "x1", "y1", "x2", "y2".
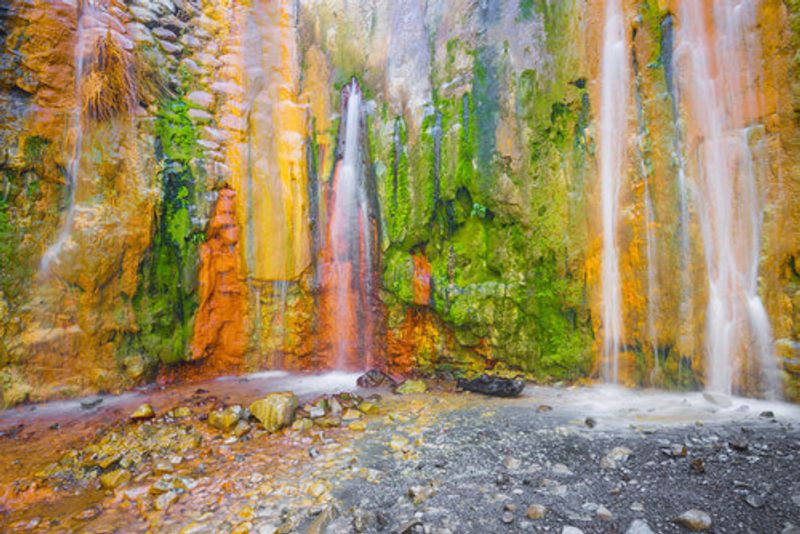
[
  {"x1": 39, "y1": 1, "x2": 97, "y2": 273},
  {"x1": 321, "y1": 80, "x2": 377, "y2": 370},
  {"x1": 674, "y1": 1, "x2": 781, "y2": 398},
  {"x1": 598, "y1": 0, "x2": 629, "y2": 383}
]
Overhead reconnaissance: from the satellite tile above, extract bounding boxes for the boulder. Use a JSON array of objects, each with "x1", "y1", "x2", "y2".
[
  {"x1": 456, "y1": 375, "x2": 525, "y2": 397},
  {"x1": 356, "y1": 369, "x2": 398, "y2": 388},
  {"x1": 249, "y1": 392, "x2": 297, "y2": 433},
  {"x1": 396, "y1": 379, "x2": 428, "y2": 394}
]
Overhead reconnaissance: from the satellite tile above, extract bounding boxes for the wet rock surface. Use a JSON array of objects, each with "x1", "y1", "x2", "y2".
[
  {"x1": 456, "y1": 375, "x2": 526, "y2": 398},
  {"x1": 0, "y1": 383, "x2": 798, "y2": 533}
]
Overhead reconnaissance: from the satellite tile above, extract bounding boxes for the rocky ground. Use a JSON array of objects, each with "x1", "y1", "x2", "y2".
[{"x1": 0, "y1": 376, "x2": 798, "y2": 533}]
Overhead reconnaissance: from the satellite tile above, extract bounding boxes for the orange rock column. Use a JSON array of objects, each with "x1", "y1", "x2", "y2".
[{"x1": 190, "y1": 188, "x2": 248, "y2": 373}]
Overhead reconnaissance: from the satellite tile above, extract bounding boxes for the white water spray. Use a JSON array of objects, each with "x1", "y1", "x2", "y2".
[
  {"x1": 599, "y1": 0, "x2": 629, "y2": 383},
  {"x1": 674, "y1": 1, "x2": 781, "y2": 398}
]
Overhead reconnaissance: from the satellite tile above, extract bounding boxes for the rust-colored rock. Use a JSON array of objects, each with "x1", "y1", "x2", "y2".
[{"x1": 189, "y1": 188, "x2": 248, "y2": 373}]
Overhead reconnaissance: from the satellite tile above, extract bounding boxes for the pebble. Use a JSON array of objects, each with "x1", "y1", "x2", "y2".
[
  {"x1": 625, "y1": 519, "x2": 655, "y2": 534},
  {"x1": 674, "y1": 509, "x2": 712, "y2": 531},
  {"x1": 596, "y1": 505, "x2": 613, "y2": 521},
  {"x1": 562, "y1": 527, "x2": 584, "y2": 534},
  {"x1": 501, "y1": 511, "x2": 514, "y2": 524},
  {"x1": 601, "y1": 446, "x2": 632, "y2": 469},
  {"x1": 585, "y1": 417, "x2": 596, "y2": 428},
  {"x1": 526, "y1": 504, "x2": 547, "y2": 519}
]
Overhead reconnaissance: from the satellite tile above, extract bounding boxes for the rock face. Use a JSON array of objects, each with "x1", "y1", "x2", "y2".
[
  {"x1": 0, "y1": 0, "x2": 798, "y2": 404},
  {"x1": 249, "y1": 392, "x2": 298, "y2": 432}
]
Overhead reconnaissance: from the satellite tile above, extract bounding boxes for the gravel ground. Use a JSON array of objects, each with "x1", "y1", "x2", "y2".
[{"x1": 317, "y1": 395, "x2": 800, "y2": 534}]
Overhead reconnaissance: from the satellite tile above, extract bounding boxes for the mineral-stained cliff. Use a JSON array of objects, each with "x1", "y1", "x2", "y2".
[{"x1": 0, "y1": 0, "x2": 798, "y2": 405}]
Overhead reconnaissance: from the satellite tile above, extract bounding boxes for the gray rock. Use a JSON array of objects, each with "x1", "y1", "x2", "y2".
[
  {"x1": 187, "y1": 91, "x2": 215, "y2": 109},
  {"x1": 152, "y1": 27, "x2": 178, "y2": 42},
  {"x1": 626, "y1": 519, "x2": 655, "y2": 534},
  {"x1": 601, "y1": 446, "x2": 632, "y2": 469}
]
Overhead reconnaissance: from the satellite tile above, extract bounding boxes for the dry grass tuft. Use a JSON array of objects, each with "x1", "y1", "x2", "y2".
[{"x1": 80, "y1": 31, "x2": 137, "y2": 121}]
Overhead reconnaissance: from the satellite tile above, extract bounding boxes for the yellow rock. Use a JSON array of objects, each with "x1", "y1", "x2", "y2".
[
  {"x1": 358, "y1": 402, "x2": 377, "y2": 414},
  {"x1": 249, "y1": 392, "x2": 298, "y2": 432},
  {"x1": 131, "y1": 404, "x2": 155, "y2": 420},
  {"x1": 342, "y1": 408, "x2": 363, "y2": 421},
  {"x1": 396, "y1": 380, "x2": 428, "y2": 394},
  {"x1": 291, "y1": 418, "x2": 313, "y2": 431},
  {"x1": 100, "y1": 469, "x2": 131, "y2": 490},
  {"x1": 348, "y1": 421, "x2": 366, "y2": 431},
  {"x1": 208, "y1": 405, "x2": 243, "y2": 431}
]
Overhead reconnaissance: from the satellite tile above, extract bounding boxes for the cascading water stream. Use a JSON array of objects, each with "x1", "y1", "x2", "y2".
[
  {"x1": 39, "y1": 1, "x2": 98, "y2": 273},
  {"x1": 321, "y1": 80, "x2": 377, "y2": 370},
  {"x1": 598, "y1": 0, "x2": 629, "y2": 384},
  {"x1": 674, "y1": 1, "x2": 781, "y2": 398}
]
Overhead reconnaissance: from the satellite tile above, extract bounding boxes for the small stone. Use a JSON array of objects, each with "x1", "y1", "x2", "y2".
[
  {"x1": 131, "y1": 404, "x2": 155, "y2": 420},
  {"x1": 674, "y1": 509, "x2": 712, "y2": 531},
  {"x1": 150, "y1": 475, "x2": 175, "y2": 495},
  {"x1": 342, "y1": 408, "x2": 363, "y2": 421},
  {"x1": 668, "y1": 444, "x2": 688, "y2": 457},
  {"x1": 233, "y1": 420, "x2": 251, "y2": 437},
  {"x1": 76, "y1": 506, "x2": 101, "y2": 520},
  {"x1": 596, "y1": 505, "x2": 613, "y2": 521},
  {"x1": 100, "y1": 469, "x2": 131, "y2": 490},
  {"x1": 783, "y1": 524, "x2": 800, "y2": 534},
  {"x1": 154, "y1": 490, "x2": 178, "y2": 511},
  {"x1": 154, "y1": 461, "x2": 174, "y2": 474},
  {"x1": 601, "y1": 446, "x2": 632, "y2": 469},
  {"x1": 759, "y1": 410, "x2": 775, "y2": 418},
  {"x1": 503, "y1": 456, "x2": 521, "y2": 470},
  {"x1": 537, "y1": 405, "x2": 553, "y2": 412},
  {"x1": 745, "y1": 494, "x2": 765, "y2": 508},
  {"x1": 625, "y1": 519, "x2": 655, "y2": 534},
  {"x1": 526, "y1": 504, "x2": 547, "y2": 519},
  {"x1": 358, "y1": 401, "x2": 377, "y2": 414},
  {"x1": 314, "y1": 415, "x2": 342, "y2": 428},
  {"x1": 208, "y1": 405, "x2": 243, "y2": 431},
  {"x1": 81, "y1": 397, "x2": 103, "y2": 410},
  {"x1": 501, "y1": 511, "x2": 514, "y2": 524},
  {"x1": 309, "y1": 406, "x2": 326, "y2": 418},
  {"x1": 396, "y1": 380, "x2": 428, "y2": 394},
  {"x1": 348, "y1": 420, "x2": 366, "y2": 431},
  {"x1": 249, "y1": 392, "x2": 297, "y2": 432},
  {"x1": 309, "y1": 447, "x2": 320, "y2": 459},
  {"x1": 630, "y1": 502, "x2": 644, "y2": 512},
  {"x1": 562, "y1": 527, "x2": 584, "y2": 534},
  {"x1": 585, "y1": 417, "x2": 596, "y2": 428},
  {"x1": 291, "y1": 418, "x2": 313, "y2": 431},
  {"x1": 690, "y1": 457, "x2": 705, "y2": 474},
  {"x1": 172, "y1": 406, "x2": 191, "y2": 418},
  {"x1": 408, "y1": 484, "x2": 435, "y2": 505},
  {"x1": 390, "y1": 435, "x2": 410, "y2": 451}
]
